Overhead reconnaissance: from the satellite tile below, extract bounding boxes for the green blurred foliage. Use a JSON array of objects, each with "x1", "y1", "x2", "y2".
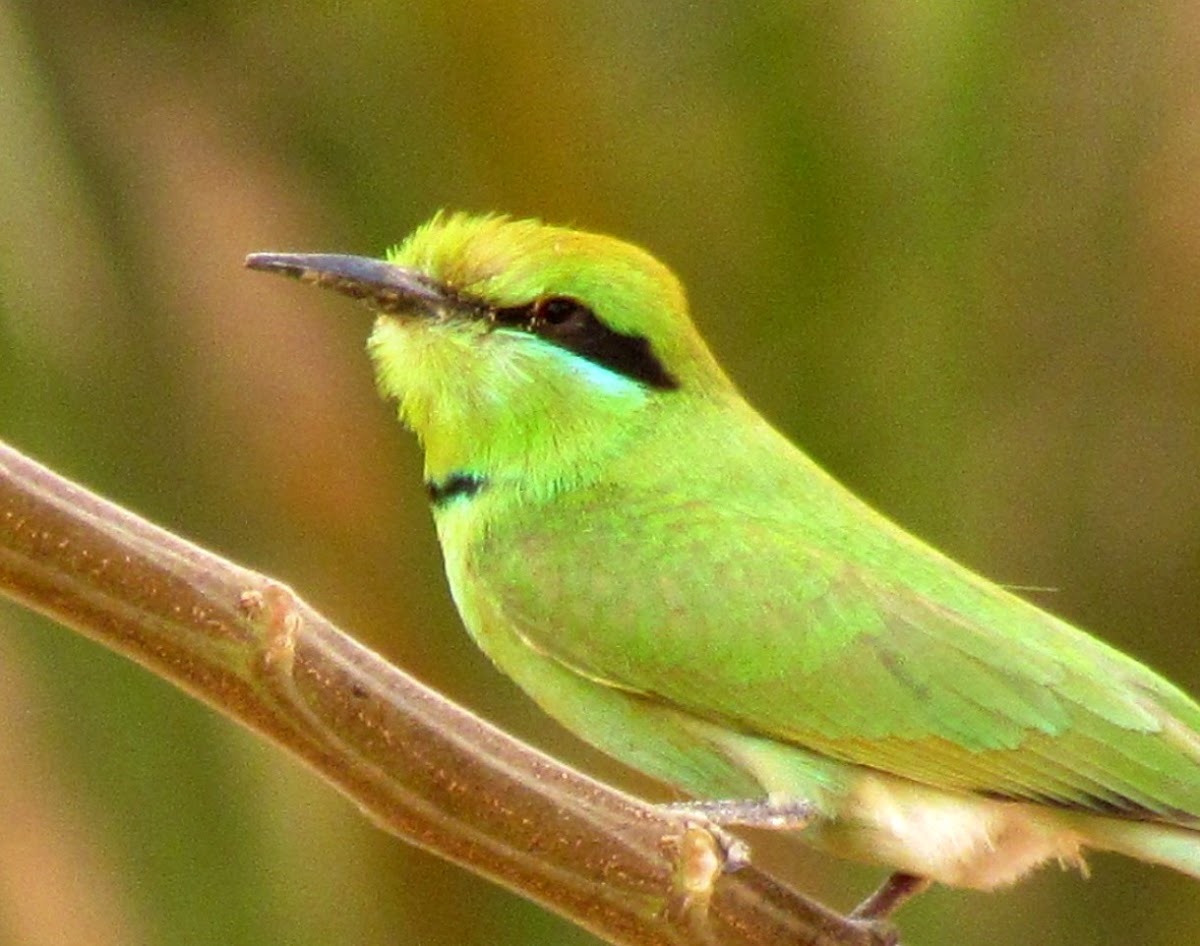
[{"x1": 1, "y1": 0, "x2": 1198, "y2": 943}]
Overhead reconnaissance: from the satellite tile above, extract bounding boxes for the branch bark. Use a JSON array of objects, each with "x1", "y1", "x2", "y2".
[{"x1": 0, "y1": 439, "x2": 893, "y2": 946}]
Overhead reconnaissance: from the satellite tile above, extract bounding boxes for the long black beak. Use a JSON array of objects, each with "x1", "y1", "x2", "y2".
[{"x1": 245, "y1": 252, "x2": 450, "y2": 314}]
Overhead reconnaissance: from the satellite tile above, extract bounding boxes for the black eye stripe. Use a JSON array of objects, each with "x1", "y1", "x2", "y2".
[
  {"x1": 491, "y1": 304, "x2": 529, "y2": 327},
  {"x1": 536, "y1": 297, "x2": 583, "y2": 326},
  {"x1": 489, "y1": 296, "x2": 679, "y2": 390}
]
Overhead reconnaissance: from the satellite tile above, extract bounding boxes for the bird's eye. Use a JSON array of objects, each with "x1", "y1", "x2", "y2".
[{"x1": 533, "y1": 296, "x2": 590, "y2": 330}]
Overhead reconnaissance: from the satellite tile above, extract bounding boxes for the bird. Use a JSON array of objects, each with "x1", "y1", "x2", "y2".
[{"x1": 246, "y1": 211, "x2": 1200, "y2": 920}]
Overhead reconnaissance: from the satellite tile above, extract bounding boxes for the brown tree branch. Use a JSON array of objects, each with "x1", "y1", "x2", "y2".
[{"x1": 0, "y1": 439, "x2": 893, "y2": 946}]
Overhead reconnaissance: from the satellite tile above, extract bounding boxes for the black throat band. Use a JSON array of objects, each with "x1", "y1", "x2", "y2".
[{"x1": 426, "y1": 473, "x2": 488, "y2": 508}]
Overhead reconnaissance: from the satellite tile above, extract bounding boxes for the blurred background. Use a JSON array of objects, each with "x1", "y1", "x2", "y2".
[{"x1": 1, "y1": 0, "x2": 1199, "y2": 943}]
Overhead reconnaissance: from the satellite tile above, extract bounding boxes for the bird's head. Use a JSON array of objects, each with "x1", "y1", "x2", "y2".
[{"x1": 247, "y1": 212, "x2": 735, "y2": 495}]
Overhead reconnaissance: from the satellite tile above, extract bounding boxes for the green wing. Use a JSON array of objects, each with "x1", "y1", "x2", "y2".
[{"x1": 477, "y1": 490, "x2": 1200, "y2": 824}]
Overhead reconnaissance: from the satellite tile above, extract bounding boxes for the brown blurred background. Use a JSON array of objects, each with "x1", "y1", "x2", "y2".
[{"x1": 1, "y1": 0, "x2": 1198, "y2": 943}]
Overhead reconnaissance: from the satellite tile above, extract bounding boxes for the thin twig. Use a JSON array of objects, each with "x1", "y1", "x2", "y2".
[{"x1": 0, "y1": 439, "x2": 893, "y2": 946}]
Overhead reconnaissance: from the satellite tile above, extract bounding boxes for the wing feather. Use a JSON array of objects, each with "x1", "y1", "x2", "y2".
[{"x1": 477, "y1": 490, "x2": 1200, "y2": 824}]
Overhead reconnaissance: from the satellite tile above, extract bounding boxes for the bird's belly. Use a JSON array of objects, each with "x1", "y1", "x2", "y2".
[{"x1": 807, "y1": 770, "x2": 1087, "y2": 889}]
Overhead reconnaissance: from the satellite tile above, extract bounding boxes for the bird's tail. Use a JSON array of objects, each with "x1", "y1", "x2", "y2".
[{"x1": 1080, "y1": 817, "x2": 1200, "y2": 879}]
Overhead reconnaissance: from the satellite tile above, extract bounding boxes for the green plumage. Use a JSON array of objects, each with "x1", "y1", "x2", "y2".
[{"x1": 248, "y1": 211, "x2": 1200, "y2": 905}]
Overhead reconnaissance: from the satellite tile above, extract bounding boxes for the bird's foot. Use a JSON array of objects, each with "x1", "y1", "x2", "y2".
[
  {"x1": 660, "y1": 797, "x2": 816, "y2": 831},
  {"x1": 657, "y1": 803, "x2": 753, "y2": 873},
  {"x1": 656, "y1": 796, "x2": 816, "y2": 884}
]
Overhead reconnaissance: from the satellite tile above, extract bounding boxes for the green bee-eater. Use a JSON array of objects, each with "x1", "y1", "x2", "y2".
[{"x1": 247, "y1": 212, "x2": 1200, "y2": 918}]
